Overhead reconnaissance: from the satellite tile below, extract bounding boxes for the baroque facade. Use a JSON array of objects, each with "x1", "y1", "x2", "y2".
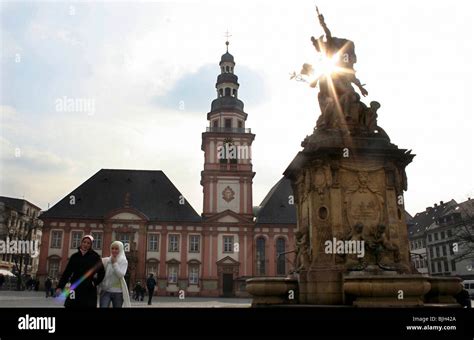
[{"x1": 36, "y1": 45, "x2": 297, "y2": 296}]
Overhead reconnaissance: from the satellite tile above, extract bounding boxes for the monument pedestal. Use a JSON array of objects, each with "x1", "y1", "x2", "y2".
[
  {"x1": 343, "y1": 274, "x2": 431, "y2": 307},
  {"x1": 300, "y1": 267, "x2": 344, "y2": 305},
  {"x1": 246, "y1": 277, "x2": 298, "y2": 307}
]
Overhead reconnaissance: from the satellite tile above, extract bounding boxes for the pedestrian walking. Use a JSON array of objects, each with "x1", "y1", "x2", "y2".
[
  {"x1": 45, "y1": 277, "x2": 52, "y2": 298},
  {"x1": 146, "y1": 273, "x2": 157, "y2": 305}
]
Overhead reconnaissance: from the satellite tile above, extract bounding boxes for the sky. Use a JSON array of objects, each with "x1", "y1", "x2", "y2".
[{"x1": 1, "y1": 0, "x2": 473, "y2": 216}]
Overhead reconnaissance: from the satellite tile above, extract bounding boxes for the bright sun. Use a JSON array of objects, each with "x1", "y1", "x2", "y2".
[{"x1": 316, "y1": 52, "x2": 340, "y2": 77}]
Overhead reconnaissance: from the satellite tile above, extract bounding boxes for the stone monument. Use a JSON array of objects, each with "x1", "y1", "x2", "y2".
[{"x1": 247, "y1": 8, "x2": 462, "y2": 307}]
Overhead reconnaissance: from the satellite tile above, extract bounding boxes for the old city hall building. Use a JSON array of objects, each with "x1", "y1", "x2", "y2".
[{"x1": 37, "y1": 44, "x2": 297, "y2": 297}]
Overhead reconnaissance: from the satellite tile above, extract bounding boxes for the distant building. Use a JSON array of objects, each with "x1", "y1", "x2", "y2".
[
  {"x1": 426, "y1": 198, "x2": 474, "y2": 279},
  {"x1": 37, "y1": 44, "x2": 297, "y2": 297},
  {"x1": 408, "y1": 198, "x2": 474, "y2": 280},
  {"x1": 0, "y1": 196, "x2": 43, "y2": 277},
  {"x1": 408, "y1": 200, "x2": 457, "y2": 275}
]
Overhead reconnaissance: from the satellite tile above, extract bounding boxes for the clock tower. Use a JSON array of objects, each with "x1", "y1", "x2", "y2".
[{"x1": 201, "y1": 41, "x2": 255, "y2": 221}]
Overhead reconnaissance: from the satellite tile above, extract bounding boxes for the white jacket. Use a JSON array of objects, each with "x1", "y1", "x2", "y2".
[{"x1": 101, "y1": 257, "x2": 131, "y2": 308}]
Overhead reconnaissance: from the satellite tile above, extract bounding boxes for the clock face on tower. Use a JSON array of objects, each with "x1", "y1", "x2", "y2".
[{"x1": 222, "y1": 186, "x2": 235, "y2": 203}]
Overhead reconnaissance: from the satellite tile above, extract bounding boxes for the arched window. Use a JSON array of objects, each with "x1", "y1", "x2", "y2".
[
  {"x1": 232, "y1": 89, "x2": 236, "y2": 97},
  {"x1": 219, "y1": 88, "x2": 223, "y2": 97},
  {"x1": 226, "y1": 66, "x2": 230, "y2": 72},
  {"x1": 225, "y1": 88, "x2": 231, "y2": 96},
  {"x1": 256, "y1": 237, "x2": 266, "y2": 276},
  {"x1": 276, "y1": 238, "x2": 286, "y2": 275},
  {"x1": 146, "y1": 260, "x2": 159, "y2": 277}
]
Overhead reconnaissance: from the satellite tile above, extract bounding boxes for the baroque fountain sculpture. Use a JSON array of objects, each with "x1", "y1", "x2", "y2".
[{"x1": 246, "y1": 8, "x2": 463, "y2": 307}]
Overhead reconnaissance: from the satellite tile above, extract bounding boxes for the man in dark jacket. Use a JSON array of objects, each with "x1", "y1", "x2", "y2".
[
  {"x1": 56, "y1": 235, "x2": 105, "y2": 308},
  {"x1": 146, "y1": 273, "x2": 157, "y2": 305},
  {"x1": 45, "y1": 278, "x2": 52, "y2": 298}
]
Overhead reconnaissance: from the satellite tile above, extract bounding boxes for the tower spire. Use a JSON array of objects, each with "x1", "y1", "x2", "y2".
[{"x1": 224, "y1": 29, "x2": 232, "y2": 52}]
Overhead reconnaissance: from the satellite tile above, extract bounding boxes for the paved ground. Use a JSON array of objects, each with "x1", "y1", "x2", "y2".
[
  {"x1": 0, "y1": 290, "x2": 252, "y2": 308},
  {"x1": 1, "y1": 290, "x2": 472, "y2": 308}
]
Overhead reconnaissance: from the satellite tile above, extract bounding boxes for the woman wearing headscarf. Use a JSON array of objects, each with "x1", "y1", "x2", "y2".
[
  {"x1": 99, "y1": 241, "x2": 131, "y2": 308},
  {"x1": 56, "y1": 235, "x2": 105, "y2": 308}
]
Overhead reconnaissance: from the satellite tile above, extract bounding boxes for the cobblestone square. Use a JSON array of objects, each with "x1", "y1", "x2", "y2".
[{"x1": 0, "y1": 290, "x2": 252, "y2": 308}]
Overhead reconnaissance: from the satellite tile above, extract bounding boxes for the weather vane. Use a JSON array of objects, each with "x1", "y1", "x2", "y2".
[{"x1": 224, "y1": 29, "x2": 232, "y2": 51}]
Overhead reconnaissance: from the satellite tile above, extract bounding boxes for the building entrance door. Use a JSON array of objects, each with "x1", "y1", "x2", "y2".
[{"x1": 222, "y1": 273, "x2": 234, "y2": 297}]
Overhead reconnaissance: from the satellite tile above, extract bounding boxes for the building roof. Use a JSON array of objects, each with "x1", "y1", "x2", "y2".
[
  {"x1": 40, "y1": 169, "x2": 201, "y2": 222},
  {"x1": 408, "y1": 199, "x2": 457, "y2": 237},
  {"x1": 255, "y1": 177, "x2": 296, "y2": 225},
  {"x1": 210, "y1": 96, "x2": 245, "y2": 113},
  {"x1": 0, "y1": 196, "x2": 41, "y2": 212},
  {"x1": 216, "y1": 73, "x2": 238, "y2": 85},
  {"x1": 452, "y1": 198, "x2": 474, "y2": 220},
  {"x1": 220, "y1": 52, "x2": 234, "y2": 64}
]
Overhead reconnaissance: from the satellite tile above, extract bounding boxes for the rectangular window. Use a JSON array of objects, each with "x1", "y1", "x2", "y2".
[
  {"x1": 224, "y1": 118, "x2": 232, "y2": 128},
  {"x1": 51, "y1": 231, "x2": 63, "y2": 249},
  {"x1": 428, "y1": 234, "x2": 432, "y2": 242},
  {"x1": 442, "y1": 245, "x2": 447, "y2": 256},
  {"x1": 429, "y1": 247, "x2": 434, "y2": 258},
  {"x1": 223, "y1": 236, "x2": 234, "y2": 253},
  {"x1": 213, "y1": 120, "x2": 218, "y2": 127},
  {"x1": 92, "y1": 232, "x2": 103, "y2": 250},
  {"x1": 437, "y1": 262, "x2": 442, "y2": 272},
  {"x1": 71, "y1": 231, "x2": 83, "y2": 249},
  {"x1": 434, "y1": 233, "x2": 439, "y2": 241},
  {"x1": 443, "y1": 260, "x2": 449, "y2": 272},
  {"x1": 168, "y1": 265, "x2": 178, "y2": 283},
  {"x1": 189, "y1": 266, "x2": 199, "y2": 284},
  {"x1": 168, "y1": 234, "x2": 180, "y2": 252},
  {"x1": 431, "y1": 262, "x2": 436, "y2": 273},
  {"x1": 146, "y1": 262, "x2": 158, "y2": 277},
  {"x1": 116, "y1": 233, "x2": 131, "y2": 246},
  {"x1": 441, "y1": 231, "x2": 445, "y2": 239},
  {"x1": 451, "y1": 260, "x2": 456, "y2": 272},
  {"x1": 189, "y1": 235, "x2": 200, "y2": 253},
  {"x1": 447, "y1": 230, "x2": 452, "y2": 238},
  {"x1": 238, "y1": 120, "x2": 243, "y2": 128},
  {"x1": 148, "y1": 234, "x2": 159, "y2": 252},
  {"x1": 449, "y1": 244, "x2": 454, "y2": 255},
  {"x1": 48, "y1": 259, "x2": 60, "y2": 279}
]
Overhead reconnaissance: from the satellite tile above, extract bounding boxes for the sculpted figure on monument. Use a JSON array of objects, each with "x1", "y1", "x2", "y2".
[
  {"x1": 292, "y1": 8, "x2": 394, "y2": 135},
  {"x1": 344, "y1": 222, "x2": 368, "y2": 271},
  {"x1": 366, "y1": 224, "x2": 403, "y2": 271},
  {"x1": 295, "y1": 225, "x2": 311, "y2": 272}
]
